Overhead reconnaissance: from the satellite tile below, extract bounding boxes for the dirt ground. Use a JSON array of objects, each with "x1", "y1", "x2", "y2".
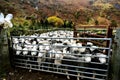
[
  {"x1": 1, "y1": 67, "x2": 78, "y2": 80},
  {"x1": 0, "y1": 66, "x2": 113, "y2": 80}
]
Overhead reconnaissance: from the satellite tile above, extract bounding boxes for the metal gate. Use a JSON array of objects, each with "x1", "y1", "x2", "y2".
[{"x1": 9, "y1": 30, "x2": 112, "y2": 80}]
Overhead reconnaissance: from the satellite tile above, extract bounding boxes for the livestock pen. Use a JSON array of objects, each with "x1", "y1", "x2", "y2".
[{"x1": 8, "y1": 28, "x2": 112, "y2": 80}]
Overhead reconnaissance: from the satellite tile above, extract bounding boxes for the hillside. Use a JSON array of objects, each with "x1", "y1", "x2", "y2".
[{"x1": 0, "y1": 0, "x2": 120, "y2": 26}]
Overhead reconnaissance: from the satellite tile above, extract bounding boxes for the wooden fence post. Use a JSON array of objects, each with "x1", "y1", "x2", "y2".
[
  {"x1": 112, "y1": 28, "x2": 120, "y2": 80},
  {"x1": 0, "y1": 29, "x2": 10, "y2": 77}
]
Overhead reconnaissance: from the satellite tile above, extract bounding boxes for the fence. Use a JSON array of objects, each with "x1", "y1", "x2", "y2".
[{"x1": 9, "y1": 29, "x2": 112, "y2": 80}]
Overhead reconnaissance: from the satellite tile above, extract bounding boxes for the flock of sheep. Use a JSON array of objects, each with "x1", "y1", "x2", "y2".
[{"x1": 12, "y1": 30, "x2": 108, "y2": 80}]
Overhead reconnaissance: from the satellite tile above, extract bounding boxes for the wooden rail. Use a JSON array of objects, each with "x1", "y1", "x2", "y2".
[
  {"x1": 75, "y1": 25, "x2": 108, "y2": 29},
  {"x1": 73, "y1": 25, "x2": 113, "y2": 48},
  {"x1": 80, "y1": 33, "x2": 105, "y2": 38}
]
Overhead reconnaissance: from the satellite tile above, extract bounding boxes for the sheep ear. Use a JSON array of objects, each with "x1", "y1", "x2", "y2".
[
  {"x1": 5, "y1": 14, "x2": 13, "y2": 21},
  {"x1": 0, "y1": 13, "x2": 5, "y2": 24}
]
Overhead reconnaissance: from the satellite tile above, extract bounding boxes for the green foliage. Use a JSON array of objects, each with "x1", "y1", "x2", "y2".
[
  {"x1": 10, "y1": 24, "x2": 26, "y2": 36},
  {"x1": 63, "y1": 20, "x2": 74, "y2": 28},
  {"x1": 12, "y1": 17, "x2": 31, "y2": 27},
  {"x1": 10, "y1": 16, "x2": 74, "y2": 36},
  {"x1": 74, "y1": 11, "x2": 81, "y2": 19},
  {"x1": 86, "y1": 17, "x2": 95, "y2": 25},
  {"x1": 86, "y1": 17, "x2": 90, "y2": 23},
  {"x1": 95, "y1": 19, "x2": 99, "y2": 25},
  {"x1": 110, "y1": 20, "x2": 118, "y2": 27}
]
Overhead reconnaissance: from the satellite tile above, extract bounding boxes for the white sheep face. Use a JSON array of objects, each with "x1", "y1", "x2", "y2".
[
  {"x1": 23, "y1": 48, "x2": 28, "y2": 55},
  {"x1": 84, "y1": 54, "x2": 92, "y2": 62}
]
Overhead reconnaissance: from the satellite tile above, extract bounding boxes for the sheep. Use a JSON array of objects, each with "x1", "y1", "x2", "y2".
[
  {"x1": 61, "y1": 43, "x2": 93, "y2": 80},
  {"x1": 81, "y1": 47, "x2": 107, "y2": 80},
  {"x1": 22, "y1": 47, "x2": 30, "y2": 64},
  {"x1": 91, "y1": 53, "x2": 107, "y2": 79},
  {"x1": 25, "y1": 39, "x2": 31, "y2": 45},
  {"x1": 69, "y1": 42, "x2": 97, "y2": 80},
  {"x1": 37, "y1": 44, "x2": 48, "y2": 69},
  {"x1": 54, "y1": 50, "x2": 63, "y2": 65},
  {"x1": 37, "y1": 51, "x2": 45, "y2": 69},
  {"x1": 61, "y1": 55, "x2": 77, "y2": 79},
  {"x1": 19, "y1": 37, "x2": 25, "y2": 43},
  {"x1": 45, "y1": 49, "x2": 63, "y2": 72},
  {"x1": 12, "y1": 30, "x2": 110, "y2": 80},
  {"x1": 31, "y1": 45, "x2": 38, "y2": 54},
  {"x1": 61, "y1": 55, "x2": 86, "y2": 80},
  {"x1": 43, "y1": 49, "x2": 56, "y2": 70},
  {"x1": 15, "y1": 44, "x2": 22, "y2": 55},
  {"x1": 13, "y1": 44, "x2": 23, "y2": 65},
  {"x1": 63, "y1": 47, "x2": 71, "y2": 56},
  {"x1": 53, "y1": 43, "x2": 64, "y2": 50},
  {"x1": 77, "y1": 48, "x2": 93, "y2": 80},
  {"x1": 27, "y1": 45, "x2": 38, "y2": 69},
  {"x1": 12, "y1": 38, "x2": 19, "y2": 44},
  {"x1": 96, "y1": 53, "x2": 107, "y2": 64},
  {"x1": 22, "y1": 47, "x2": 29, "y2": 55}
]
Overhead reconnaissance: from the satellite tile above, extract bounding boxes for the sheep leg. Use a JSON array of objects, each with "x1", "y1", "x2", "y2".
[
  {"x1": 66, "y1": 71, "x2": 70, "y2": 80},
  {"x1": 26, "y1": 57, "x2": 30, "y2": 68},
  {"x1": 65, "y1": 67, "x2": 70, "y2": 80},
  {"x1": 29, "y1": 57, "x2": 32, "y2": 72},
  {"x1": 29, "y1": 64, "x2": 32, "y2": 72},
  {"x1": 93, "y1": 71, "x2": 96, "y2": 79},
  {"x1": 77, "y1": 72, "x2": 80, "y2": 80},
  {"x1": 38, "y1": 62, "x2": 41, "y2": 69},
  {"x1": 37, "y1": 58, "x2": 42, "y2": 69}
]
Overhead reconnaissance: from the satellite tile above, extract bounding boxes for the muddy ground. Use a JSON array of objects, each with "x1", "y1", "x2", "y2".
[{"x1": 0, "y1": 67, "x2": 79, "y2": 80}]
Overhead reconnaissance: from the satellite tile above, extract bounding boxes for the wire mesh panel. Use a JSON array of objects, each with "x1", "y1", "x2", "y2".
[{"x1": 10, "y1": 29, "x2": 112, "y2": 80}]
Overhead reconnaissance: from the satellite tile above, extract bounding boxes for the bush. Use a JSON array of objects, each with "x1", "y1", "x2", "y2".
[
  {"x1": 110, "y1": 20, "x2": 118, "y2": 27},
  {"x1": 10, "y1": 24, "x2": 26, "y2": 36},
  {"x1": 95, "y1": 19, "x2": 99, "y2": 25},
  {"x1": 47, "y1": 16, "x2": 64, "y2": 27},
  {"x1": 74, "y1": 11, "x2": 81, "y2": 19},
  {"x1": 63, "y1": 20, "x2": 74, "y2": 28}
]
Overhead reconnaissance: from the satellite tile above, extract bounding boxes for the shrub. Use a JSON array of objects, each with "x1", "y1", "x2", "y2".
[
  {"x1": 110, "y1": 20, "x2": 118, "y2": 27},
  {"x1": 47, "y1": 16, "x2": 64, "y2": 27},
  {"x1": 74, "y1": 11, "x2": 81, "y2": 19},
  {"x1": 63, "y1": 20, "x2": 74, "y2": 28}
]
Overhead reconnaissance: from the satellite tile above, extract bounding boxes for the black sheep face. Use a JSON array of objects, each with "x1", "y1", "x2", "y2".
[
  {"x1": 73, "y1": 50, "x2": 80, "y2": 57},
  {"x1": 85, "y1": 48, "x2": 92, "y2": 54},
  {"x1": 91, "y1": 49, "x2": 102, "y2": 55}
]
